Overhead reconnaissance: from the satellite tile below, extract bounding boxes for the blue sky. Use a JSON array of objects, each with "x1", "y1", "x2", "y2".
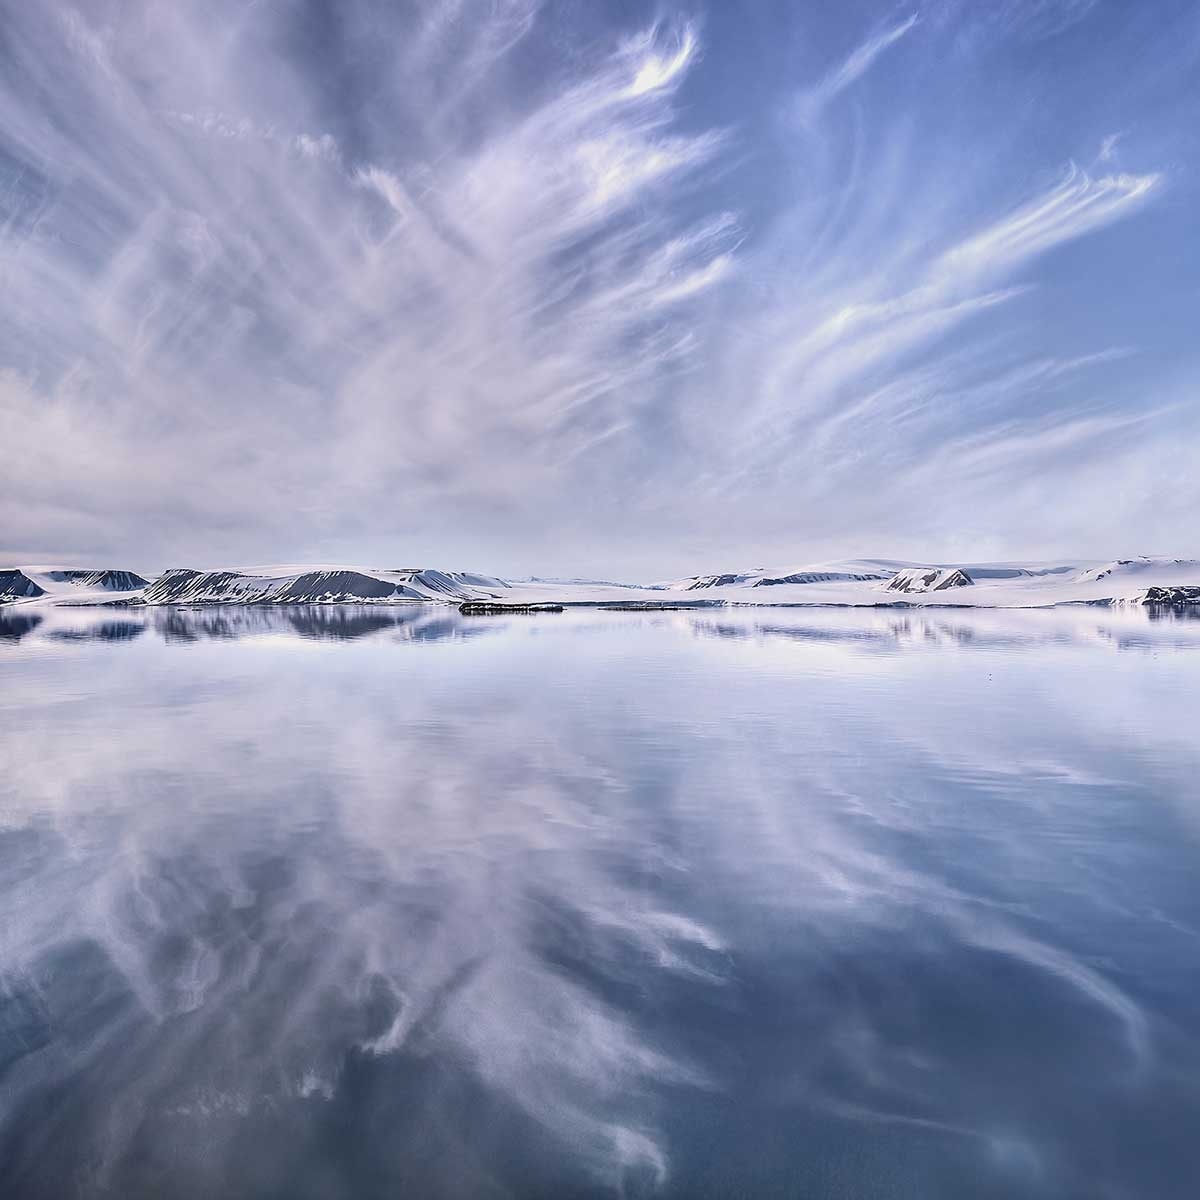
[{"x1": 1, "y1": 1, "x2": 1197, "y2": 576}]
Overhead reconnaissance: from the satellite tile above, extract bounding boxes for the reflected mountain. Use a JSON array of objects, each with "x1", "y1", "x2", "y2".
[
  {"x1": 0, "y1": 611, "x2": 43, "y2": 641},
  {"x1": 48, "y1": 620, "x2": 147, "y2": 643},
  {"x1": 683, "y1": 609, "x2": 1200, "y2": 652},
  {"x1": 686, "y1": 617, "x2": 901, "y2": 647},
  {"x1": 5, "y1": 603, "x2": 1200, "y2": 656},
  {"x1": 285, "y1": 607, "x2": 414, "y2": 641},
  {"x1": 1145, "y1": 603, "x2": 1200, "y2": 621},
  {"x1": 0, "y1": 604, "x2": 514, "y2": 647},
  {"x1": 147, "y1": 604, "x2": 495, "y2": 644}
]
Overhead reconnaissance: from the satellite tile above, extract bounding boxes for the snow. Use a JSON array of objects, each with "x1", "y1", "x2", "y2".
[
  {"x1": 505, "y1": 556, "x2": 1200, "y2": 609},
  {"x1": 41, "y1": 568, "x2": 149, "y2": 590},
  {"x1": 884, "y1": 567, "x2": 974, "y2": 594},
  {"x1": 137, "y1": 567, "x2": 510, "y2": 606},
  {"x1": 14, "y1": 566, "x2": 151, "y2": 608},
  {"x1": 4, "y1": 555, "x2": 1200, "y2": 611},
  {"x1": 1075, "y1": 556, "x2": 1200, "y2": 584}
]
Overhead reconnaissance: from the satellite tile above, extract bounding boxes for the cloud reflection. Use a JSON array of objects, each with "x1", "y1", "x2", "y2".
[{"x1": 2, "y1": 609, "x2": 1200, "y2": 1195}]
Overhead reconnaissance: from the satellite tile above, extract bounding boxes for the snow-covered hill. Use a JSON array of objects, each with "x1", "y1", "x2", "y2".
[
  {"x1": 43, "y1": 568, "x2": 150, "y2": 590},
  {"x1": 1, "y1": 563, "x2": 510, "y2": 608},
  {"x1": 11, "y1": 566, "x2": 156, "y2": 607},
  {"x1": 1075, "y1": 557, "x2": 1200, "y2": 584},
  {"x1": 662, "y1": 559, "x2": 900, "y2": 591},
  {"x1": 884, "y1": 567, "x2": 974, "y2": 594},
  {"x1": 4, "y1": 555, "x2": 1200, "y2": 611},
  {"x1": 139, "y1": 567, "x2": 509, "y2": 605},
  {"x1": 0, "y1": 569, "x2": 45, "y2": 601},
  {"x1": 609, "y1": 555, "x2": 1200, "y2": 609}
]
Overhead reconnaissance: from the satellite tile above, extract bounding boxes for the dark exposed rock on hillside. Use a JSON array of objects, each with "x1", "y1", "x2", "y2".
[
  {"x1": 1135, "y1": 586, "x2": 1200, "y2": 606},
  {"x1": 0, "y1": 569, "x2": 45, "y2": 601}
]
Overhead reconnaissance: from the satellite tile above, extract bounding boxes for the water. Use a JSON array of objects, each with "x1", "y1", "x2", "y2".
[{"x1": 2, "y1": 604, "x2": 1199, "y2": 1199}]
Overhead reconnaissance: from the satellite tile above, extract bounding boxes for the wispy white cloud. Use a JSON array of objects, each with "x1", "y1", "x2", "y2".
[
  {"x1": 1097, "y1": 131, "x2": 1124, "y2": 163},
  {"x1": 986, "y1": 0, "x2": 1100, "y2": 41},
  {"x1": 721, "y1": 160, "x2": 1158, "y2": 485},
  {"x1": 795, "y1": 12, "x2": 919, "y2": 125},
  {"x1": 934, "y1": 165, "x2": 1159, "y2": 280},
  {"x1": 0, "y1": 4, "x2": 730, "y2": 565},
  {"x1": 625, "y1": 22, "x2": 699, "y2": 98},
  {"x1": 0, "y1": 0, "x2": 1192, "y2": 574}
]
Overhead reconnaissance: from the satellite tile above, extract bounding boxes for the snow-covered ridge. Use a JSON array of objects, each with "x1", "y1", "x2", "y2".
[
  {"x1": 1, "y1": 569, "x2": 45, "y2": 601},
  {"x1": 632, "y1": 555, "x2": 1200, "y2": 609},
  {"x1": 756, "y1": 570, "x2": 890, "y2": 587},
  {"x1": 139, "y1": 567, "x2": 509, "y2": 606},
  {"x1": 43, "y1": 568, "x2": 150, "y2": 590},
  {"x1": 3, "y1": 555, "x2": 1200, "y2": 611},
  {"x1": 884, "y1": 567, "x2": 974, "y2": 594},
  {"x1": 1075, "y1": 557, "x2": 1200, "y2": 584},
  {"x1": 664, "y1": 559, "x2": 901, "y2": 591},
  {"x1": 9, "y1": 566, "x2": 155, "y2": 606}
]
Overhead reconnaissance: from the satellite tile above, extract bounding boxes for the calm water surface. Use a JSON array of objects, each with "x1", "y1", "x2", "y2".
[{"x1": 2, "y1": 605, "x2": 1199, "y2": 1199}]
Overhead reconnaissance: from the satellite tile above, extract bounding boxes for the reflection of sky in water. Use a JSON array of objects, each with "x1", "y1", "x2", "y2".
[{"x1": 2, "y1": 607, "x2": 1200, "y2": 1198}]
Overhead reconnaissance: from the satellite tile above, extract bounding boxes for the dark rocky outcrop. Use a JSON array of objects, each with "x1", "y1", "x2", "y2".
[
  {"x1": 0, "y1": 569, "x2": 45, "y2": 601},
  {"x1": 686, "y1": 573, "x2": 750, "y2": 590},
  {"x1": 1136, "y1": 586, "x2": 1200, "y2": 606}
]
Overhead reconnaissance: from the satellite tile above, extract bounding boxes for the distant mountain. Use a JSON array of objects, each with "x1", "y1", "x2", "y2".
[
  {"x1": 884, "y1": 567, "x2": 974, "y2": 594},
  {"x1": 666, "y1": 560, "x2": 901, "y2": 591},
  {"x1": 139, "y1": 567, "x2": 508, "y2": 606},
  {"x1": 4, "y1": 555, "x2": 1200, "y2": 611},
  {"x1": 1075, "y1": 557, "x2": 1200, "y2": 584},
  {"x1": 756, "y1": 570, "x2": 891, "y2": 587},
  {"x1": 0, "y1": 569, "x2": 45, "y2": 601},
  {"x1": 44, "y1": 569, "x2": 150, "y2": 590},
  {"x1": 640, "y1": 555, "x2": 1200, "y2": 608}
]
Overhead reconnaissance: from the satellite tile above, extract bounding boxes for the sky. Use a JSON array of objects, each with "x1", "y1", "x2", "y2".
[{"x1": 1, "y1": 0, "x2": 1198, "y2": 579}]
